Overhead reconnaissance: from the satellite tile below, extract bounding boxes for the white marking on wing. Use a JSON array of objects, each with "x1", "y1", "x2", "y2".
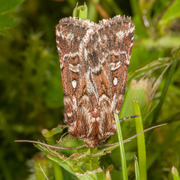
[
  {"x1": 57, "y1": 46, "x2": 60, "y2": 51},
  {"x1": 126, "y1": 59, "x2": 130, "y2": 65},
  {"x1": 72, "y1": 96, "x2": 77, "y2": 110},
  {"x1": 78, "y1": 94, "x2": 90, "y2": 105},
  {"x1": 67, "y1": 112, "x2": 73, "y2": 117},
  {"x1": 56, "y1": 30, "x2": 60, "y2": 37},
  {"x1": 110, "y1": 61, "x2": 121, "y2": 71},
  {"x1": 99, "y1": 94, "x2": 111, "y2": 104},
  {"x1": 64, "y1": 52, "x2": 79, "y2": 58},
  {"x1": 69, "y1": 64, "x2": 80, "y2": 73},
  {"x1": 66, "y1": 32, "x2": 74, "y2": 41},
  {"x1": 91, "y1": 63, "x2": 101, "y2": 73},
  {"x1": 111, "y1": 93, "x2": 117, "y2": 110},
  {"x1": 68, "y1": 121, "x2": 76, "y2": 132},
  {"x1": 113, "y1": 77, "x2": 118, "y2": 85},
  {"x1": 72, "y1": 80, "x2": 77, "y2": 89},
  {"x1": 116, "y1": 31, "x2": 124, "y2": 39}
]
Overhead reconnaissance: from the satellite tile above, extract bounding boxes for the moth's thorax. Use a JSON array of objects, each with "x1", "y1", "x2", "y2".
[{"x1": 56, "y1": 15, "x2": 135, "y2": 148}]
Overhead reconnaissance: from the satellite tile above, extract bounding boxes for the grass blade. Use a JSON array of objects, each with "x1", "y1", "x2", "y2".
[
  {"x1": 115, "y1": 114, "x2": 128, "y2": 180},
  {"x1": 132, "y1": 98, "x2": 147, "y2": 180},
  {"x1": 134, "y1": 156, "x2": 140, "y2": 180}
]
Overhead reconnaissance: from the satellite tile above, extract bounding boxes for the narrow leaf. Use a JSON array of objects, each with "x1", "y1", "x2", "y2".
[
  {"x1": 132, "y1": 98, "x2": 147, "y2": 180},
  {"x1": 115, "y1": 114, "x2": 128, "y2": 180},
  {"x1": 134, "y1": 156, "x2": 140, "y2": 180}
]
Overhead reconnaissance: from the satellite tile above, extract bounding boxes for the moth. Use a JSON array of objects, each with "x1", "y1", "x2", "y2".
[{"x1": 56, "y1": 15, "x2": 135, "y2": 148}]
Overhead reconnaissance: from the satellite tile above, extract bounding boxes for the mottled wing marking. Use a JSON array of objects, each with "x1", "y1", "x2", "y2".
[
  {"x1": 56, "y1": 17, "x2": 94, "y2": 125},
  {"x1": 81, "y1": 16, "x2": 134, "y2": 147},
  {"x1": 99, "y1": 16, "x2": 135, "y2": 115}
]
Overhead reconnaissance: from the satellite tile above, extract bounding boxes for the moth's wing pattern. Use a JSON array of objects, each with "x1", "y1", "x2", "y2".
[
  {"x1": 56, "y1": 17, "x2": 94, "y2": 126},
  {"x1": 81, "y1": 16, "x2": 135, "y2": 146},
  {"x1": 96, "y1": 16, "x2": 135, "y2": 114}
]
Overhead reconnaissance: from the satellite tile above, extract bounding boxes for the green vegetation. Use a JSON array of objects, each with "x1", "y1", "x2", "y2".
[{"x1": 0, "y1": 0, "x2": 180, "y2": 180}]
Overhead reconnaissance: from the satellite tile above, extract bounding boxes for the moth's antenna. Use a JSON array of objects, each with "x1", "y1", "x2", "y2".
[
  {"x1": 15, "y1": 139, "x2": 86, "y2": 150},
  {"x1": 101, "y1": 123, "x2": 167, "y2": 147}
]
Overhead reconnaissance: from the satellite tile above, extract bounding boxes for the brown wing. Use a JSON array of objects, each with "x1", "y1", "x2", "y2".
[
  {"x1": 86, "y1": 15, "x2": 135, "y2": 116},
  {"x1": 79, "y1": 16, "x2": 135, "y2": 147},
  {"x1": 56, "y1": 17, "x2": 95, "y2": 125}
]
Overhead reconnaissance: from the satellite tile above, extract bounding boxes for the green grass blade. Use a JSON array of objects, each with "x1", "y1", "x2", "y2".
[
  {"x1": 115, "y1": 114, "x2": 128, "y2": 180},
  {"x1": 132, "y1": 98, "x2": 147, "y2": 180},
  {"x1": 172, "y1": 166, "x2": 180, "y2": 180},
  {"x1": 134, "y1": 156, "x2": 140, "y2": 180}
]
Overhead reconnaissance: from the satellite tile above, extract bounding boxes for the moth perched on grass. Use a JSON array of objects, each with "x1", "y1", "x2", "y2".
[{"x1": 56, "y1": 15, "x2": 134, "y2": 148}]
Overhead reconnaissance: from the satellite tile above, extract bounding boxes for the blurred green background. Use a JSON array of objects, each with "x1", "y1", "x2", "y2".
[{"x1": 0, "y1": 0, "x2": 180, "y2": 179}]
